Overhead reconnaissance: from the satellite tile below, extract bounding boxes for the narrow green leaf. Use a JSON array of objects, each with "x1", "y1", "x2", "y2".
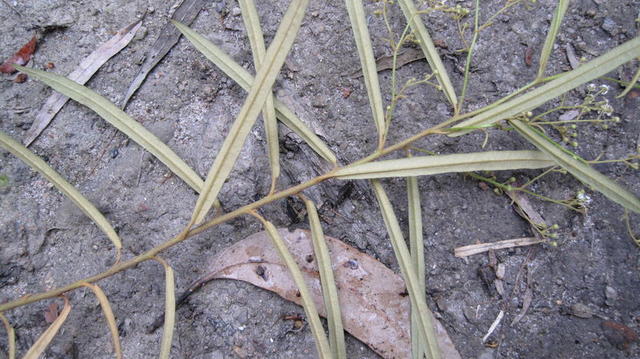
[
  {"x1": 345, "y1": 0, "x2": 386, "y2": 148},
  {"x1": 0, "y1": 313, "x2": 15, "y2": 359},
  {"x1": 239, "y1": 0, "x2": 281, "y2": 193},
  {"x1": 616, "y1": 61, "x2": 640, "y2": 98},
  {"x1": 82, "y1": 283, "x2": 122, "y2": 359},
  {"x1": 257, "y1": 215, "x2": 333, "y2": 358},
  {"x1": 450, "y1": 36, "x2": 640, "y2": 136},
  {"x1": 397, "y1": 0, "x2": 458, "y2": 107},
  {"x1": 154, "y1": 257, "x2": 176, "y2": 359},
  {"x1": 407, "y1": 176, "x2": 426, "y2": 359},
  {"x1": 23, "y1": 296, "x2": 71, "y2": 359},
  {"x1": 511, "y1": 120, "x2": 640, "y2": 213},
  {"x1": 0, "y1": 131, "x2": 122, "y2": 257},
  {"x1": 15, "y1": 65, "x2": 205, "y2": 193},
  {"x1": 172, "y1": 21, "x2": 337, "y2": 165},
  {"x1": 189, "y1": 0, "x2": 309, "y2": 224},
  {"x1": 303, "y1": 198, "x2": 347, "y2": 359},
  {"x1": 335, "y1": 150, "x2": 554, "y2": 179},
  {"x1": 371, "y1": 180, "x2": 440, "y2": 359},
  {"x1": 537, "y1": 0, "x2": 569, "y2": 80}
]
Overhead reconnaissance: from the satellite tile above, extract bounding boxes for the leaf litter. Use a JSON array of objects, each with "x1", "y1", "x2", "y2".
[
  {"x1": 0, "y1": 36, "x2": 37, "y2": 74},
  {"x1": 166, "y1": 228, "x2": 461, "y2": 359},
  {"x1": 23, "y1": 21, "x2": 142, "y2": 146}
]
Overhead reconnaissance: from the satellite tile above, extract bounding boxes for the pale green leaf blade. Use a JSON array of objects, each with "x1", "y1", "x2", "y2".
[
  {"x1": 407, "y1": 176, "x2": 426, "y2": 359},
  {"x1": 303, "y1": 198, "x2": 347, "y2": 359},
  {"x1": 15, "y1": 65, "x2": 204, "y2": 192},
  {"x1": 371, "y1": 180, "x2": 440, "y2": 359},
  {"x1": 537, "y1": 0, "x2": 569, "y2": 80},
  {"x1": 398, "y1": 0, "x2": 458, "y2": 107},
  {"x1": 450, "y1": 36, "x2": 640, "y2": 136},
  {"x1": 345, "y1": 0, "x2": 386, "y2": 147},
  {"x1": 511, "y1": 120, "x2": 640, "y2": 213},
  {"x1": 616, "y1": 61, "x2": 640, "y2": 98},
  {"x1": 23, "y1": 296, "x2": 71, "y2": 359},
  {"x1": 82, "y1": 283, "x2": 122, "y2": 359},
  {"x1": 0, "y1": 313, "x2": 15, "y2": 359},
  {"x1": 0, "y1": 131, "x2": 122, "y2": 257},
  {"x1": 239, "y1": 0, "x2": 281, "y2": 193},
  {"x1": 155, "y1": 257, "x2": 176, "y2": 359},
  {"x1": 257, "y1": 216, "x2": 332, "y2": 358},
  {"x1": 189, "y1": 0, "x2": 310, "y2": 224},
  {"x1": 172, "y1": 21, "x2": 337, "y2": 164},
  {"x1": 335, "y1": 150, "x2": 554, "y2": 179}
]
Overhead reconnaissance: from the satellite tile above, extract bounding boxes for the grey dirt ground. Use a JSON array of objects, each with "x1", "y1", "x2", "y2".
[{"x1": 1, "y1": 0, "x2": 639, "y2": 358}]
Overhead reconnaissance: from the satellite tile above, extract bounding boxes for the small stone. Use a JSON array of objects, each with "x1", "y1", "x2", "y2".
[
  {"x1": 231, "y1": 7, "x2": 241, "y2": 16},
  {"x1": 134, "y1": 26, "x2": 147, "y2": 41},
  {"x1": 495, "y1": 263, "x2": 506, "y2": 279},
  {"x1": 601, "y1": 18, "x2": 619, "y2": 36},
  {"x1": 311, "y1": 95, "x2": 327, "y2": 108},
  {"x1": 570, "y1": 303, "x2": 594, "y2": 319},
  {"x1": 605, "y1": 285, "x2": 617, "y2": 306}
]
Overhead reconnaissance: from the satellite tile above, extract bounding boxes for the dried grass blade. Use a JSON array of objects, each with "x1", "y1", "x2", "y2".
[
  {"x1": 239, "y1": 0, "x2": 280, "y2": 193},
  {"x1": 454, "y1": 237, "x2": 543, "y2": 257},
  {"x1": 172, "y1": 21, "x2": 336, "y2": 164},
  {"x1": 15, "y1": 65, "x2": 204, "y2": 193},
  {"x1": 450, "y1": 36, "x2": 640, "y2": 135},
  {"x1": 24, "y1": 20, "x2": 142, "y2": 146},
  {"x1": 371, "y1": 180, "x2": 440, "y2": 359},
  {"x1": 189, "y1": 0, "x2": 309, "y2": 224},
  {"x1": 0, "y1": 313, "x2": 15, "y2": 359},
  {"x1": 407, "y1": 176, "x2": 426, "y2": 359},
  {"x1": 511, "y1": 120, "x2": 640, "y2": 213},
  {"x1": 345, "y1": 0, "x2": 385, "y2": 148},
  {"x1": 537, "y1": 0, "x2": 569, "y2": 80},
  {"x1": 23, "y1": 296, "x2": 71, "y2": 359},
  {"x1": 121, "y1": 0, "x2": 205, "y2": 108},
  {"x1": 335, "y1": 150, "x2": 554, "y2": 179},
  {"x1": 82, "y1": 283, "x2": 122, "y2": 359},
  {"x1": 397, "y1": 0, "x2": 458, "y2": 107},
  {"x1": 0, "y1": 131, "x2": 122, "y2": 258},
  {"x1": 303, "y1": 198, "x2": 346, "y2": 359},
  {"x1": 154, "y1": 257, "x2": 176, "y2": 359},
  {"x1": 255, "y1": 215, "x2": 332, "y2": 358}
]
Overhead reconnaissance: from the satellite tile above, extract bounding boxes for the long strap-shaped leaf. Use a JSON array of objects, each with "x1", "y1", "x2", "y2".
[
  {"x1": 255, "y1": 215, "x2": 333, "y2": 358},
  {"x1": 82, "y1": 283, "x2": 122, "y2": 359},
  {"x1": 334, "y1": 150, "x2": 554, "y2": 179},
  {"x1": 303, "y1": 198, "x2": 347, "y2": 359},
  {"x1": 397, "y1": 0, "x2": 458, "y2": 107},
  {"x1": 345, "y1": 0, "x2": 386, "y2": 148},
  {"x1": 450, "y1": 36, "x2": 640, "y2": 136},
  {"x1": 154, "y1": 257, "x2": 176, "y2": 359},
  {"x1": 15, "y1": 65, "x2": 205, "y2": 192},
  {"x1": 189, "y1": 0, "x2": 309, "y2": 224},
  {"x1": 407, "y1": 176, "x2": 427, "y2": 359},
  {"x1": 511, "y1": 120, "x2": 640, "y2": 213},
  {"x1": 537, "y1": 0, "x2": 569, "y2": 80},
  {"x1": 0, "y1": 131, "x2": 122, "y2": 257},
  {"x1": 371, "y1": 180, "x2": 440, "y2": 359},
  {"x1": 23, "y1": 296, "x2": 71, "y2": 359},
  {"x1": 239, "y1": 0, "x2": 281, "y2": 193},
  {"x1": 0, "y1": 313, "x2": 15, "y2": 359},
  {"x1": 172, "y1": 22, "x2": 336, "y2": 165}
]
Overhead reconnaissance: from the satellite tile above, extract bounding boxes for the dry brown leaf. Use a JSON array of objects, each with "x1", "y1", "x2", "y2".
[
  {"x1": 23, "y1": 21, "x2": 142, "y2": 146},
  {"x1": 43, "y1": 302, "x2": 59, "y2": 324},
  {"x1": 199, "y1": 228, "x2": 460, "y2": 359}
]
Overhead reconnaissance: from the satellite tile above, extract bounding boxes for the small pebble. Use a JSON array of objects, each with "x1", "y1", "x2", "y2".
[
  {"x1": 110, "y1": 148, "x2": 119, "y2": 159},
  {"x1": 605, "y1": 285, "x2": 617, "y2": 306},
  {"x1": 570, "y1": 303, "x2": 593, "y2": 318},
  {"x1": 231, "y1": 7, "x2": 241, "y2": 16}
]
